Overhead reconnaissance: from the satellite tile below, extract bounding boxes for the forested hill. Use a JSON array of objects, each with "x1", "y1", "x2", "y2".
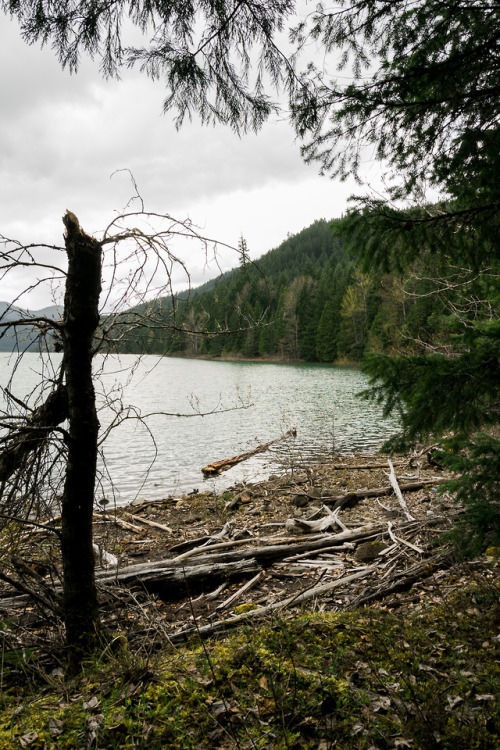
[{"x1": 116, "y1": 218, "x2": 448, "y2": 362}]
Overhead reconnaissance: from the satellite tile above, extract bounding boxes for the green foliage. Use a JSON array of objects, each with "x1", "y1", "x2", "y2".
[
  {"x1": 2, "y1": 0, "x2": 299, "y2": 134},
  {"x1": 290, "y1": 0, "x2": 500, "y2": 548},
  {"x1": 441, "y1": 434, "x2": 500, "y2": 553},
  {"x1": 294, "y1": 1, "x2": 500, "y2": 204},
  {"x1": 2, "y1": 585, "x2": 499, "y2": 748}
]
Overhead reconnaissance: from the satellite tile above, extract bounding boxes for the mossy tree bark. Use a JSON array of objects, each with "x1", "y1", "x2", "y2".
[{"x1": 60, "y1": 212, "x2": 102, "y2": 670}]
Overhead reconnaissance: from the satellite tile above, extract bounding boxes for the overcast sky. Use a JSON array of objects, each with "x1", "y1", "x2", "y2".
[{"x1": 0, "y1": 11, "x2": 373, "y2": 310}]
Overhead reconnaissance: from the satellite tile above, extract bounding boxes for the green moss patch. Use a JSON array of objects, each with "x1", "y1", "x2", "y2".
[{"x1": 1, "y1": 584, "x2": 498, "y2": 749}]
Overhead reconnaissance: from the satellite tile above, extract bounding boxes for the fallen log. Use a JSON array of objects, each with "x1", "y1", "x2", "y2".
[
  {"x1": 173, "y1": 516, "x2": 449, "y2": 569},
  {"x1": 97, "y1": 558, "x2": 262, "y2": 597},
  {"x1": 323, "y1": 477, "x2": 449, "y2": 508},
  {"x1": 202, "y1": 428, "x2": 297, "y2": 476},
  {"x1": 0, "y1": 558, "x2": 262, "y2": 608}
]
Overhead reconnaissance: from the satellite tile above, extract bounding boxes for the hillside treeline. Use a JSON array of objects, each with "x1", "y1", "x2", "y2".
[{"x1": 115, "y1": 219, "x2": 475, "y2": 363}]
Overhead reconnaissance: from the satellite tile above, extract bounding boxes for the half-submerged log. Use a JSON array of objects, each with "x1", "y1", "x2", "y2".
[{"x1": 202, "y1": 428, "x2": 297, "y2": 476}]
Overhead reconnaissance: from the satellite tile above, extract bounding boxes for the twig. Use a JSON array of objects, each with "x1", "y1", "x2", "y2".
[
  {"x1": 385, "y1": 458, "x2": 415, "y2": 521},
  {"x1": 215, "y1": 571, "x2": 265, "y2": 611},
  {"x1": 123, "y1": 512, "x2": 173, "y2": 534},
  {"x1": 387, "y1": 522, "x2": 424, "y2": 554}
]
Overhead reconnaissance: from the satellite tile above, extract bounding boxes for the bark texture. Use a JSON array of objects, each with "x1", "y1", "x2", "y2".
[
  {"x1": 60, "y1": 211, "x2": 102, "y2": 669},
  {"x1": 0, "y1": 385, "x2": 68, "y2": 484}
]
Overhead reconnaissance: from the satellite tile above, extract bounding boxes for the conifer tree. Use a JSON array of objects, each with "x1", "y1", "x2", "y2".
[
  {"x1": 2, "y1": 0, "x2": 298, "y2": 133},
  {"x1": 294, "y1": 0, "x2": 500, "y2": 549}
]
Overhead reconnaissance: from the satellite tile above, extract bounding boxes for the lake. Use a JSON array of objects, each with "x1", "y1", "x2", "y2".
[{"x1": 0, "y1": 353, "x2": 399, "y2": 505}]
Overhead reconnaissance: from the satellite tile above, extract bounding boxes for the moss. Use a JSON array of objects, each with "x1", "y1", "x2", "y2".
[
  {"x1": 233, "y1": 602, "x2": 259, "y2": 614},
  {"x1": 1, "y1": 583, "x2": 499, "y2": 749}
]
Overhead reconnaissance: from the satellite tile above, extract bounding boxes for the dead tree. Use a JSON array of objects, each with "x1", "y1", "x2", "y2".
[
  {"x1": 0, "y1": 200, "x2": 268, "y2": 670},
  {"x1": 59, "y1": 211, "x2": 103, "y2": 666}
]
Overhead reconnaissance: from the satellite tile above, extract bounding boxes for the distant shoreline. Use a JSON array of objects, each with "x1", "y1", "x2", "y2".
[{"x1": 166, "y1": 352, "x2": 360, "y2": 366}]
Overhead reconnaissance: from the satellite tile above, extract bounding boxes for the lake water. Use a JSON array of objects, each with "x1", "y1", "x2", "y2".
[{"x1": 0, "y1": 353, "x2": 399, "y2": 505}]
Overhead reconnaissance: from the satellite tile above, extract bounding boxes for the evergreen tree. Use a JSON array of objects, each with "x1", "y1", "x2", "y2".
[
  {"x1": 316, "y1": 301, "x2": 338, "y2": 362},
  {"x1": 3, "y1": 0, "x2": 298, "y2": 134},
  {"x1": 294, "y1": 0, "x2": 500, "y2": 548}
]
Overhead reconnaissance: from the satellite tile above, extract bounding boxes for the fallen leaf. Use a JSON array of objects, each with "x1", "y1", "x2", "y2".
[
  {"x1": 446, "y1": 695, "x2": 464, "y2": 710},
  {"x1": 370, "y1": 696, "x2": 391, "y2": 714},
  {"x1": 83, "y1": 696, "x2": 100, "y2": 711},
  {"x1": 48, "y1": 717, "x2": 64, "y2": 737},
  {"x1": 350, "y1": 722, "x2": 365, "y2": 736},
  {"x1": 19, "y1": 732, "x2": 38, "y2": 747}
]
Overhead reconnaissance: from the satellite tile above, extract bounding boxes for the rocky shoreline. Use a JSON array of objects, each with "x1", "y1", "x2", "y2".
[
  {"x1": 85, "y1": 452, "x2": 471, "y2": 635},
  {"x1": 1, "y1": 452, "x2": 495, "y2": 639}
]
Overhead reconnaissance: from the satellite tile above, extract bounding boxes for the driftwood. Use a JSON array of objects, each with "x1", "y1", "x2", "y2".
[
  {"x1": 109, "y1": 516, "x2": 144, "y2": 533},
  {"x1": 387, "y1": 522, "x2": 424, "y2": 554},
  {"x1": 385, "y1": 458, "x2": 415, "y2": 521},
  {"x1": 346, "y1": 550, "x2": 453, "y2": 609},
  {"x1": 169, "y1": 566, "x2": 377, "y2": 642},
  {"x1": 323, "y1": 477, "x2": 449, "y2": 507},
  {"x1": 202, "y1": 428, "x2": 297, "y2": 476},
  {"x1": 216, "y1": 570, "x2": 266, "y2": 611},
  {"x1": 123, "y1": 512, "x2": 174, "y2": 534},
  {"x1": 0, "y1": 514, "x2": 448, "y2": 613},
  {"x1": 286, "y1": 505, "x2": 350, "y2": 534},
  {"x1": 167, "y1": 541, "x2": 454, "y2": 643},
  {"x1": 0, "y1": 558, "x2": 262, "y2": 609},
  {"x1": 97, "y1": 558, "x2": 262, "y2": 597},
  {"x1": 170, "y1": 529, "x2": 379, "y2": 568}
]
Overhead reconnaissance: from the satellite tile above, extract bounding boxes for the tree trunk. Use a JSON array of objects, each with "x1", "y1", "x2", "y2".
[{"x1": 60, "y1": 211, "x2": 102, "y2": 671}]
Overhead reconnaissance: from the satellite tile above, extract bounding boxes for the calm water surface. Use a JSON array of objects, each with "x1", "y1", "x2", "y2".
[{"x1": 0, "y1": 353, "x2": 399, "y2": 505}]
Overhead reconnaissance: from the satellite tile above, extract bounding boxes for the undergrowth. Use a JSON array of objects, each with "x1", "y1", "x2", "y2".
[{"x1": 0, "y1": 580, "x2": 498, "y2": 749}]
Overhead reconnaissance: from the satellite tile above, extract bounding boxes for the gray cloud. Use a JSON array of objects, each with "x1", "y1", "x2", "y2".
[{"x1": 0, "y1": 11, "x2": 357, "y2": 308}]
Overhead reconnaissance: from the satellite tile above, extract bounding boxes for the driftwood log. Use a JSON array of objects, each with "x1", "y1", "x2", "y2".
[
  {"x1": 0, "y1": 558, "x2": 262, "y2": 609},
  {"x1": 323, "y1": 477, "x2": 449, "y2": 508},
  {"x1": 202, "y1": 428, "x2": 297, "y2": 476},
  {"x1": 97, "y1": 558, "x2": 262, "y2": 597}
]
